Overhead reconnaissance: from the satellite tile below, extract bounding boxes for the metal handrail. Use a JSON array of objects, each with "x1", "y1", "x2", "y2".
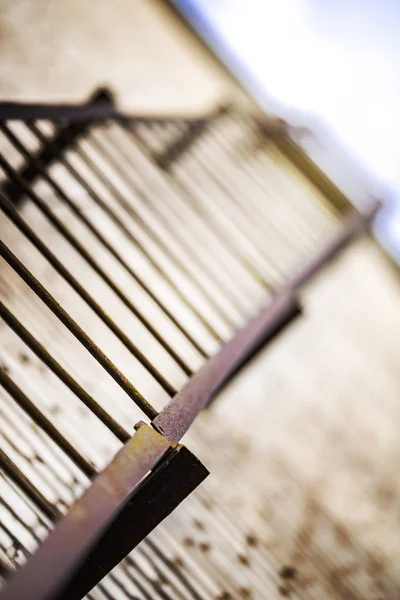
[{"x1": 0, "y1": 90, "x2": 381, "y2": 600}]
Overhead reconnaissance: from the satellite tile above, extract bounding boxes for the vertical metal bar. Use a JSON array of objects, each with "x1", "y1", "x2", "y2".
[
  {"x1": 0, "y1": 124, "x2": 197, "y2": 375},
  {"x1": 0, "y1": 240, "x2": 160, "y2": 417},
  {"x1": 27, "y1": 122, "x2": 226, "y2": 343},
  {"x1": 0, "y1": 190, "x2": 191, "y2": 380},
  {"x1": 123, "y1": 122, "x2": 273, "y2": 291},
  {"x1": 0, "y1": 129, "x2": 210, "y2": 359},
  {"x1": 1, "y1": 121, "x2": 89, "y2": 206},
  {"x1": 0, "y1": 368, "x2": 97, "y2": 478},
  {"x1": 72, "y1": 138, "x2": 243, "y2": 324},
  {"x1": 187, "y1": 147, "x2": 305, "y2": 260},
  {"x1": 0, "y1": 148, "x2": 217, "y2": 359},
  {"x1": 0, "y1": 450, "x2": 59, "y2": 522},
  {"x1": 0, "y1": 303, "x2": 130, "y2": 441},
  {"x1": 100, "y1": 126, "x2": 264, "y2": 313},
  {"x1": 68, "y1": 143, "x2": 210, "y2": 356}
]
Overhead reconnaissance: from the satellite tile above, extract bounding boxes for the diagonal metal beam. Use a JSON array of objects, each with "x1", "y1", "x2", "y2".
[
  {"x1": 153, "y1": 203, "x2": 380, "y2": 443},
  {"x1": 0, "y1": 424, "x2": 171, "y2": 600}
]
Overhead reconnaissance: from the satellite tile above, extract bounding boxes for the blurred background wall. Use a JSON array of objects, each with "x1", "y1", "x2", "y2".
[
  {"x1": 0, "y1": 0, "x2": 248, "y2": 112},
  {"x1": 172, "y1": 0, "x2": 400, "y2": 192}
]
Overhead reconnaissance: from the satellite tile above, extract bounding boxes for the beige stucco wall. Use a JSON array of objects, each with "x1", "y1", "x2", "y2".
[{"x1": 0, "y1": 0, "x2": 246, "y2": 113}]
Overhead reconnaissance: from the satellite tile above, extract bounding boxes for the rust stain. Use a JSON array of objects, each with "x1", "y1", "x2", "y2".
[{"x1": 237, "y1": 554, "x2": 250, "y2": 567}]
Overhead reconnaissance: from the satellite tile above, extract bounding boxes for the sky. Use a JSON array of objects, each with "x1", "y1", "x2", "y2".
[{"x1": 174, "y1": 0, "x2": 400, "y2": 256}]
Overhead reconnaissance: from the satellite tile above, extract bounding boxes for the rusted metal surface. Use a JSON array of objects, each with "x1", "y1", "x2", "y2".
[
  {"x1": 0, "y1": 423, "x2": 172, "y2": 600},
  {"x1": 154, "y1": 293, "x2": 301, "y2": 442},
  {"x1": 57, "y1": 444, "x2": 209, "y2": 600}
]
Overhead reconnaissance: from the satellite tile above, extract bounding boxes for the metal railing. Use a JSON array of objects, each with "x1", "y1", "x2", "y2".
[{"x1": 0, "y1": 88, "x2": 379, "y2": 600}]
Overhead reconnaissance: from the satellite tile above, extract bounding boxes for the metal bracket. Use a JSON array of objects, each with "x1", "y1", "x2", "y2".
[{"x1": 0, "y1": 423, "x2": 208, "y2": 600}]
